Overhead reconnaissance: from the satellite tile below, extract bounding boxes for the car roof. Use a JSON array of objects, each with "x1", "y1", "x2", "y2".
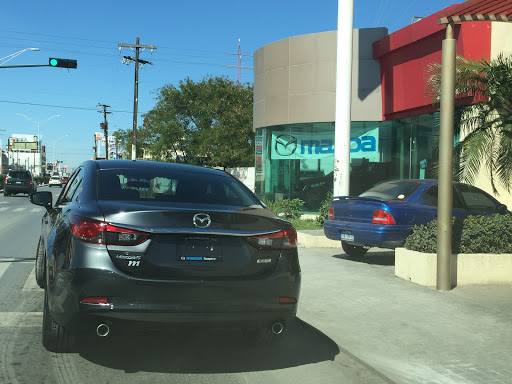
[{"x1": 83, "y1": 159, "x2": 228, "y2": 177}]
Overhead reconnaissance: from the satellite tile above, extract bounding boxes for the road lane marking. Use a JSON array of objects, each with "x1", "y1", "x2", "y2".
[
  {"x1": 0, "y1": 201, "x2": 7, "y2": 204},
  {"x1": 23, "y1": 267, "x2": 42, "y2": 292},
  {"x1": 0, "y1": 207, "x2": 8, "y2": 212},
  {"x1": 0, "y1": 263, "x2": 9, "y2": 280},
  {"x1": 31, "y1": 208, "x2": 43, "y2": 213},
  {"x1": 0, "y1": 312, "x2": 42, "y2": 327},
  {"x1": 13, "y1": 208, "x2": 25, "y2": 212}
]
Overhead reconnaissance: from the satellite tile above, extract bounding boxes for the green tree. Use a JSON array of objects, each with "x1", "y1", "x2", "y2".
[
  {"x1": 426, "y1": 54, "x2": 512, "y2": 194},
  {"x1": 137, "y1": 76, "x2": 254, "y2": 167}
]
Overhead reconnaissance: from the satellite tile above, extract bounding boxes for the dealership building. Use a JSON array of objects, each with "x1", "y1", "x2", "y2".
[{"x1": 253, "y1": 4, "x2": 512, "y2": 212}]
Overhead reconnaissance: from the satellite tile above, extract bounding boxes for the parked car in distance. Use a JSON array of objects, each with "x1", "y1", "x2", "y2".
[
  {"x1": 61, "y1": 176, "x2": 69, "y2": 185},
  {"x1": 324, "y1": 179, "x2": 510, "y2": 257},
  {"x1": 30, "y1": 160, "x2": 300, "y2": 352},
  {"x1": 3, "y1": 170, "x2": 37, "y2": 196},
  {"x1": 48, "y1": 176, "x2": 63, "y2": 188}
]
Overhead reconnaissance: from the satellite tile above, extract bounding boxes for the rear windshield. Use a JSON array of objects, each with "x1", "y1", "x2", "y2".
[
  {"x1": 97, "y1": 168, "x2": 261, "y2": 207},
  {"x1": 8, "y1": 171, "x2": 30, "y2": 178},
  {"x1": 359, "y1": 181, "x2": 422, "y2": 201}
]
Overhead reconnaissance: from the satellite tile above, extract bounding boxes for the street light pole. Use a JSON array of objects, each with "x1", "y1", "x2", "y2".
[
  {"x1": 16, "y1": 113, "x2": 61, "y2": 176},
  {"x1": 51, "y1": 135, "x2": 68, "y2": 173},
  {"x1": 0, "y1": 48, "x2": 39, "y2": 66}
]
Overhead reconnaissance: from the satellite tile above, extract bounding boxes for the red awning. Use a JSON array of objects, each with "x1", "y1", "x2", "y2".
[{"x1": 438, "y1": 0, "x2": 512, "y2": 24}]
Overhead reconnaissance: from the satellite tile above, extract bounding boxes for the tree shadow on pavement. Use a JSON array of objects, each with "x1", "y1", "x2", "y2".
[
  {"x1": 77, "y1": 317, "x2": 340, "y2": 373},
  {"x1": 333, "y1": 250, "x2": 395, "y2": 266}
]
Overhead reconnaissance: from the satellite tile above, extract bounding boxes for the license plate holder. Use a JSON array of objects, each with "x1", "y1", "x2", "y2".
[
  {"x1": 340, "y1": 230, "x2": 354, "y2": 242},
  {"x1": 178, "y1": 237, "x2": 222, "y2": 262}
]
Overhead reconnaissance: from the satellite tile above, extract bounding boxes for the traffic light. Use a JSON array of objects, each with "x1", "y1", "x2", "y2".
[{"x1": 49, "y1": 58, "x2": 77, "y2": 69}]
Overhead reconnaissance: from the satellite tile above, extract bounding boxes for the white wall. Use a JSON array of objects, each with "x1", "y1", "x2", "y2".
[{"x1": 226, "y1": 167, "x2": 255, "y2": 191}]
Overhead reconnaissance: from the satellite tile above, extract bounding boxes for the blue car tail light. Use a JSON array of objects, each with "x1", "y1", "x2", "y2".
[{"x1": 372, "y1": 209, "x2": 396, "y2": 225}]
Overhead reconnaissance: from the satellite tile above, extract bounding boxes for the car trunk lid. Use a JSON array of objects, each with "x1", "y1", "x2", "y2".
[{"x1": 97, "y1": 201, "x2": 289, "y2": 279}]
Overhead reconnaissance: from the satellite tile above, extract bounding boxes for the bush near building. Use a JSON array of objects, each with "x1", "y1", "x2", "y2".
[{"x1": 404, "y1": 214, "x2": 512, "y2": 254}]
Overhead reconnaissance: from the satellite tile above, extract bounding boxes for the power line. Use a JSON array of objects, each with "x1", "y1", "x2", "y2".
[{"x1": 0, "y1": 99, "x2": 147, "y2": 114}]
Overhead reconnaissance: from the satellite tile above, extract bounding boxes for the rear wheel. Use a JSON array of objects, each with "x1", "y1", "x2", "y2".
[
  {"x1": 3, "y1": 190, "x2": 8, "y2": 196},
  {"x1": 342, "y1": 241, "x2": 368, "y2": 257},
  {"x1": 42, "y1": 289, "x2": 75, "y2": 352},
  {"x1": 35, "y1": 237, "x2": 46, "y2": 288}
]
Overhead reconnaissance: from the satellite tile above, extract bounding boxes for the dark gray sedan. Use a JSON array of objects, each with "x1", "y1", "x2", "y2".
[{"x1": 30, "y1": 160, "x2": 300, "y2": 352}]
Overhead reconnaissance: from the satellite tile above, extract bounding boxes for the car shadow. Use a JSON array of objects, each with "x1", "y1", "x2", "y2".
[
  {"x1": 77, "y1": 317, "x2": 340, "y2": 373},
  {"x1": 332, "y1": 250, "x2": 395, "y2": 266}
]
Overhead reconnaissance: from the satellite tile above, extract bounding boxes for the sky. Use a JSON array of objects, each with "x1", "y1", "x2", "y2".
[{"x1": 0, "y1": 0, "x2": 459, "y2": 170}]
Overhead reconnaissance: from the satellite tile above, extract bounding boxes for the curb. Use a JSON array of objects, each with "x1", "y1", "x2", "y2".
[{"x1": 297, "y1": 230, "x2": 340, "y2": 248}]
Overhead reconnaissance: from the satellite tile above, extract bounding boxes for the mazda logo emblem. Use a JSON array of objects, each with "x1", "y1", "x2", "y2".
[
  {"x1": 275, "y1": 134, "x2": 297, "y2": 156},
  {"x1": 193, "y1": 213, "x2": 211, "y2": 228}
]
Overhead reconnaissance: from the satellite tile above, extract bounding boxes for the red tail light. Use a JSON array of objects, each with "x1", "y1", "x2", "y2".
[
  {"x1": 29, "y1": 179, "x2": 33, "y2": 184},
  {"x1": 80, "y1": 297, "x2": 109, "y2": 305},
  {"x1": 278, "y1": 297, "x2": 297, "y2": 304},
  {"x1": 69, "y1": 215, "x2": 149, "y2": 245},
  {"x1": 247, "y1": 226, "x2": 297, "y2": 250},
  {"x1": 328, "y1": 205, "x2": 334, "y2": 220},
  {"x1": 372, "y1": 209, "x2": 396, "y2": 225}
]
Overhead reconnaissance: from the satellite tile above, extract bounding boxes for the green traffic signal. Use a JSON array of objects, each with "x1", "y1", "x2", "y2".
[{"x1": 48, "y1": 58, "x2": 77, "y2": 69}]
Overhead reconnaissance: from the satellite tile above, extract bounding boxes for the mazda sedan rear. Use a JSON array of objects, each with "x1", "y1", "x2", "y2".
[{"x1": 30, "y1": 160, "x2": 300, "y2": 352}]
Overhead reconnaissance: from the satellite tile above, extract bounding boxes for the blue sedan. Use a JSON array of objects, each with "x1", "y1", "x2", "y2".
[{"x1": 323, "y1": 179, "x2": 510, "y2": 256}]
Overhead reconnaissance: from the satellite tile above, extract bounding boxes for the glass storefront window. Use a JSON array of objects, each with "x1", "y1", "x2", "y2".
[{"x1": 255, "y1": 113, "x2": 442, "y2": 213}]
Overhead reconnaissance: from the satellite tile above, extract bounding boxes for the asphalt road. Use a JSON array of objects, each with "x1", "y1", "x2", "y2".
[{"x1": 0, "y1": 187, "x2": 389, "y2": 384}]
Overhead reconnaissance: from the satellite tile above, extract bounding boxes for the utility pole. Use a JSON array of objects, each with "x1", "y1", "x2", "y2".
[
  {"x1": 118, "y1": 37, "x2": 157, "y2": 160},
  {"x1": 97, "y1": 104, "x2": 112, "y2": 160}
]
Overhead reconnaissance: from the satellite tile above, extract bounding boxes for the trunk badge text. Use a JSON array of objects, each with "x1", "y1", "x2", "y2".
[
  {"x1": 115, "y1": 255, "x2": 141, "y2": 267},
  {"x1": 193, "y1": 213, "x2": 211, "y2": 228}
]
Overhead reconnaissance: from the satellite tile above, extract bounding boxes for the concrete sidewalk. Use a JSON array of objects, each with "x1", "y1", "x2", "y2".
[{"x1": 297, "y1": 247, "x2": 512, "y2": 384}]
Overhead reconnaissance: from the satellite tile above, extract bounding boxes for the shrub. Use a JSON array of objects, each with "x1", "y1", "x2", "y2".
[
  {"x1": 34, "y1": 176, "x2": 49, "y2": 186},
  {"x1": 317, "y1": 191, "x2": 333, "y2": 225},
  {"x1": 404, "y1": 214, "x2": 512, "y2": 254},
  {"x1": 279, "y1": 198, "x2": 305, "y2": 219},
  {"x1": 261, "y1": 198, "x2": 282, "y2": 215}
]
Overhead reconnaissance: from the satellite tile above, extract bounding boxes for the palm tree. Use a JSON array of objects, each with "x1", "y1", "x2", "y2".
[{"x1": 426, "y1": 54, "x2": 512, "y2": 194}]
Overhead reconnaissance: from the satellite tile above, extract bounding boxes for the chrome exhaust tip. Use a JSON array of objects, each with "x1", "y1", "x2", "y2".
[
  {"x1": 96, "y1": 323, "x2": 110, "y2": 337},
  {"x1": 271, "y1": 322, "x2": 284, "y2": 335}
]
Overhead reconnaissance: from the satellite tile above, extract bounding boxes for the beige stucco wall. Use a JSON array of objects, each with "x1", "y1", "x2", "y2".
[
  {"x1": 470, "y1": 22, "x2": 512, "y2": 210},
  {"x1": 253, "y1": 28, "x2": 387, "y2": 130},
  {"x1": 395, "y1": 248, "x2": 512, "y2": 286}
]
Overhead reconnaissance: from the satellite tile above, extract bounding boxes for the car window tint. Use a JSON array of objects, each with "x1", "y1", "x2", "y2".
[
  {"x1": 58, "y1": 169, "x2": 82, "y2": 204},
  {"x1": 66, "y1": 170, "x2": 83, "y2": 202},
  {"x1": 97, "y1": 169, "x2": 260, "y2": 206},
  {"x1": 359, "y1": 181, "x2": 421, "y2": 201},
  {"x1": 8, "y1": 171, "x2": 30, "y2": 178},
  {"x1": 421, "y1": 184, "x2": 465, "y2": 209},
  {"x1": 421, "y1": 185, "x2": 438, "y2": 206},
  {"x1": 457, "y1": 185, "x2": 498, "y2": 213}
]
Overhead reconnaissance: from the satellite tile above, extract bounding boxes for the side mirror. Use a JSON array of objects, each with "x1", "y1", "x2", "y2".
[{"x1": 30, "y1": 191, "x2": 53, "y2": 211}]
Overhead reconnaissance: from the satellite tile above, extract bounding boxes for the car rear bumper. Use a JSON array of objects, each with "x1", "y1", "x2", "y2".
[
  {"x1": 323, "y1": 219, "x2": 412, "y2": 249},
  {"x1": 48, "y1": 267, "x2": 300, "y2": 329},
  {"x1": 5, "y1": 184, "x2": 35, "y2": 193}
]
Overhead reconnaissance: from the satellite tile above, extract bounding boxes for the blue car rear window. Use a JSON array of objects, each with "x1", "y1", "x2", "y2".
[
  {"x1": 359, "y1": 181, "x2": 422, "y2": 201},
  {"x1": 97, "y1": 168, "x2": 260, "y2": 207}
]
